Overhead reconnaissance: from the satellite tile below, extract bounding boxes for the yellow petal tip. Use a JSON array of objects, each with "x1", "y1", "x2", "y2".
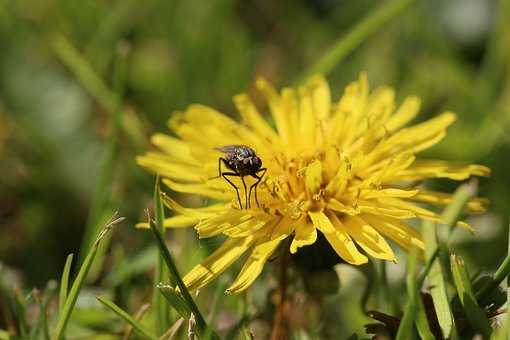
[
  {"x1": 457, "y1": 221, "x2": 476, "y2": 235},
  {"x1": 135, "y1": 222, "x2": 149, "y2": 229}
]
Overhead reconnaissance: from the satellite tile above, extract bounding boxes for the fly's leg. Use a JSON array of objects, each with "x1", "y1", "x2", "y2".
[
  {"x1": 249, "y1": 168, "x2": 266, "y2": 208},
  {"x1": 218, "y1": 157, "x2": 244, "y2": 209},
  {"x1": 222, "y1": 172, "x2": 243, "y2": 209},
  {"x1": 210, "y1": 157, "x2": 229, "y2": 180},
  {"x1": 240, "y1": 176, "x2": 249, "y2": 209}
]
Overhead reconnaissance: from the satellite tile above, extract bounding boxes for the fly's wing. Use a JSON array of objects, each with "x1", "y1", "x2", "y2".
[{"x1": 214, "y1": 145, "x2": 246, "y2": 154}]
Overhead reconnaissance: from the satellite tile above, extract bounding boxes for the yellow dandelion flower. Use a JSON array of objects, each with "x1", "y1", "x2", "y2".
[{"x1": 137, "y1": 73, "x2": 490, "y2": 294}]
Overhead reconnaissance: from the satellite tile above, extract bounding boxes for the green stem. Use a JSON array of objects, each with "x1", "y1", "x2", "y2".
[
  {"x1": 147, "y1": 210, "x2": 218, "y2": 339},
  {"x1": 153, "y1": 177, "x2": 170, "y2": 334},
  {"x1": 295, "y1": 0, "x2": 416, "y2": 84}
]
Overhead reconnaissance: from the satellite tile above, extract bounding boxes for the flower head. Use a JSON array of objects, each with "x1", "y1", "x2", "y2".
[{"x1": 137, "y1": 74, "x2": 489, "y2": 293}]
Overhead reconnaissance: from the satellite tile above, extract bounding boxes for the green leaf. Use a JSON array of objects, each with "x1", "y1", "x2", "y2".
[
  {"x1": 423, "y1": 220, "x2": 454, "y2": 338},
  {"x1": 417, "y1": 248, "x2": 439, "y2": 288},
  {"x1": 158, "y1": 284, "x2": 191, "y2": 319},
  {"x1": 59, "y1": 253, "x2": 74, "y2": 314},
  {"x1": 420, "y1": 183, "x2": 475, "y2": 338},
  {"x1": 411, "y1": 249, "x2": 437, "y2": 340},
  {"x1": 51, "y1": 214, "x2": 122, "y2": 340},
  {"x1": 395, "y1": 247, "x2": 419, "y2": 340},
  {"x1": 450, "y1": 254, "x2": 492, "y2": 338},
  {"x1": 153, "y1": 177, "x2": 171, "y2": 334},
  {"x1": 376, "y1": 261, "x2": 393, "y2": 314},
  {"x1": 438, "y1": 181, "x2": 476, "y2": 240},
  {"x1": 96, "y1": 296, "x2": 157, "y2": 340},
  {"x1": 415, "y1": 296, "x2": 435, "y2": 340},
  {"x1": 146, "y1": 209, "x2": 219, "y2": 339}
]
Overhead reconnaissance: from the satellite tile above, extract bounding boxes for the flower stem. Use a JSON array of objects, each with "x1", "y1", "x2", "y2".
[{"x1": 271, "y1": 245, "x2": 290, "y2": 340}]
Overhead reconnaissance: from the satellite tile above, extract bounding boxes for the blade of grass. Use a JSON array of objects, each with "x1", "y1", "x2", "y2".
[
  {"x1": 51, "y1": 34, "x2": 147, "y2": 152},
  {"x1": 158, "y1": 285, "x2": 191, "y2": 320},
  {"x1": 376, "y1": 260, "x2": 393, "y2": 314},
  {"x1": 78, "y1": 41, "x2": 129, "y2": 274},
  {"x1": 146, "y1": 209, "x2": 219, "y2": 340},
  {"x1": 51, "y1": 34, "x2": 116, "y2": 113},
  {"x1": 439, "y1": 181, "x2": 477, "y2": 239},
  {"x1": 97, "y1": 297, "x2": 157, "y2": 340},
  {"x1": 417, "y1": 248, "x2": 439, "y2": 288},
  {"x1": 415, "y1": 295, "x2": 435, "y2": 340},
  {"x1": 295, "y1": 0, "x2": 416, "y2": 84},
  {"x1": 159, "y1": 317, "x2": 184, "y2": 340},
  {"x1": 395, "y1": 247, "x2": 419, "y2": 340},
  {"x1": 415, "y1": 248, "x2": 439, "y2": 340},
  {"x1": 153, "y1": 177, "x2": 171, "y2": 334},
  {"x1": 423, "y1": 220, "x2": 454, "y2": 338},
  {"x1": 450, "y1": 254, "x2": 492, "y2": 338},
  {"x1": 51, "y1": 214, "x2": 122, "y2": 340},
  {"x1": 438, "y1": 181, "x2": 477, "y2": 282},
  {"x1": 122, "y1": 303, "x2": 150, "y2": 340},
  {"x1": 58, "y1": 254, "x2": 74, "y2": 315},
  {"x1": 421, "y1": 183, "x2": 475, "y2": 338}
]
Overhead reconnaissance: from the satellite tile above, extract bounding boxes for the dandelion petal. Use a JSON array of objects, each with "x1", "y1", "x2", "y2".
[
  {"x1": 226, "y1": 235, "x2": 285, "y2": 294},
  {"x1": 182, "y1": 236, "x2": 254, "y2": 291},
  {"x1": 309, "y1": 211, "x2": 368, "y2": 265},
  {"x1": 290, "y1": 221, "x2": 317, "y2": 254},
  {"x1": 343, "y1": 216, "x2": 396, "y2": 262}
]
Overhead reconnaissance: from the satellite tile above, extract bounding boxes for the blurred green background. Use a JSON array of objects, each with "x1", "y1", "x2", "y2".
[{"x1": 0, "y1": 0, "x2": 509, "y2": 338}]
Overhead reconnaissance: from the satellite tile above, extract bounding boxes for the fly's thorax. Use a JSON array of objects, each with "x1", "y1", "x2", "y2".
[{"x1": 235, "y1": 156, "x2": 262, "y2": 176}]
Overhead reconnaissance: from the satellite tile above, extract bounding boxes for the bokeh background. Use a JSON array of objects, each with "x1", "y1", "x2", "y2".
[{"x1": 1, "y1": 0, "x2": 509, "y2": 338}]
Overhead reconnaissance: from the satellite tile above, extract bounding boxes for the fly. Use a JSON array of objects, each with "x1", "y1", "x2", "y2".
[{"x1": 215, "y1": 145, "x2": 267, "y2": 209}]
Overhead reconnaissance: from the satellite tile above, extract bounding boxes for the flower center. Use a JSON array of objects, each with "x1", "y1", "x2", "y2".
[{"x1": 260, "y1": 147, "x2": 358, "y2": 218}]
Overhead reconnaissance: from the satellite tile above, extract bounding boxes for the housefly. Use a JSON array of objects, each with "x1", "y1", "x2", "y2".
[{"x1": 215, "y1": 145, "x2": 266, "y2": 209}]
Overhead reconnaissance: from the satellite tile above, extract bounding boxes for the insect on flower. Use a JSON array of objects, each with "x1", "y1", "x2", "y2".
[
  {"x1": 215, "y1": 145, "x2": 266, "y2": 209},
  {"x1": 137, "y1": 73, "x2": 491, "y2": 294}
]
